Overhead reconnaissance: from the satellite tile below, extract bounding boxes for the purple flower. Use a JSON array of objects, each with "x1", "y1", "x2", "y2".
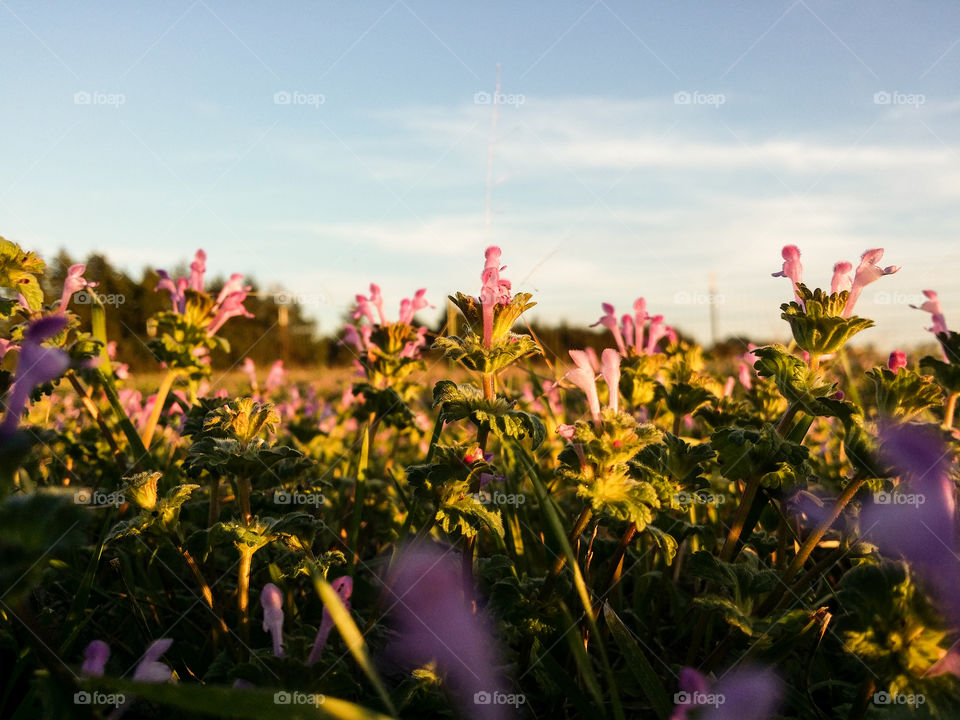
[
  {"x1": 646, "y1": 314, "x2": 672, "y2": 354},
  {"x1": 888, "y1": 350, "x2": 907, "y2": 374},
  {"x1": 59, "y1": 264, "x2": 96, "y2": 313},
  {"x1": 81, "y1": 640, "x2": 110, "y2": 677},
  {"x1": 591, "y1": 303, "x2": 626, "y2": 355},
  {"x1": 242, "y1": 358, "x2": 259, "y2": 392},
  {"x1": 155, "y1": 270, "x2": 187, "y2": 313},
  {"x1": 264, "y1": 360, "x2": 285, "y2": 394},
  {"x1": 479, "y1": 246, "x2": 511, "y2": 348},
  {"x1": 633, "y1": 298, "x2": 649, "y2": 354},
  {"x1": 353, "y1": 284, "x2": 380, "y2": 326},
  {"x1": 308, "y1": 576, "x2": 353, "y2": 665},
  {"x1": 215, "y1": 273, "x2": 248, "y2": 306},
  {"x1": 132, "y1": 639, "x2": 174, "y2": 683},
  {"x1": 830, "y1": 261, "x2": 853, "y2": 295},
  {"x1": 671, "y1": 666, "x2": 781, "y2": 720},
  {"x1": 566, "y1": 350, "x2": 600, "y2": 425},
  {"x1": 188, "y1": 249, "x2": 207, "y2": 293},
  {"x1": 1, "y1": 316, "x2": 70, "y2": 438},
  {"x1": 207, "y1": 290, "x2": 253, "y2": 336},
  {"x1": 260, "y1": 583, "x2": 284, "y2": 658},
  {"x1": 384, "y1": 543, "x2": 507, "y2": 720},
  {"x1": 369, "y1": 283, "x2": 386, "y2": 324},
  {"x1": 771, "y1": 245, "x2": 803, "y2": 304},
  {"x1": 398, "y1": 288, "x2": 430, "y2": 325},
  {"x1": 911, "y1": 289, "x2": 949, "y2": 338},
  {"x1": 843, "y1": 248, "x2": 900, "y2": 318},
  {"x1": 600, "y1": 348, "x2": 621, "y2": 414}
]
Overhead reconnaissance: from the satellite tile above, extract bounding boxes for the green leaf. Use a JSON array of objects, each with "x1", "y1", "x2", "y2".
[
  {"x1": 0, "y1": 237, "x2": 45, "y2": 311},
  {"x1": 603, "y1": 604, "x2": 672, "y2": 720},
  {"x1": 89, "y1": 678, "x2": 396, "y2": 720}
]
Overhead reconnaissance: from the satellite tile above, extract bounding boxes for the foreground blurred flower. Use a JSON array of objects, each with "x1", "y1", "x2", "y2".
[
  {"x1": 479, "y1": 246, "x2": 512, "y2": 348},
  {"x1": 81, "y1": 640, "x2": 110, "y2": 677},
  {"x1": 861, "y1": 423, "x2": 959, "y2": 628},
  {"x1": 384, "y1": 543, "x2": 506, "y2": 720},
  {"x1": 261, "y1": 583, "x2": 284, "y2": 658},
  {"x1": 671, "y1": 666, "x2": 781, "y2": 720},
  {"x1": 308, "y1": 576, "x2": 352, "y2": 665},
  {"x1": 132, "y1": 639, "x2": 174, "y2": 682},
  {"x1": 772, "y1": 245, "x2": 803, "y2": 304},
  {"x1": 843, "y1": 248, "x2": 900, "y2": 317},
  {"x1": 0, "y1": 315, "x2": 69, "y2": 438}
]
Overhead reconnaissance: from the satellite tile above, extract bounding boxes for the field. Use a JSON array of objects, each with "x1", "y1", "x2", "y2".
[{"x1": 2, "y1": 239, "x2": 960, "y2": 719}]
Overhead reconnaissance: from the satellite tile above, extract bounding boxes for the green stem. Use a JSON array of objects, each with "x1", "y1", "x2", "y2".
[
  {"x1": 237, "y1": 476, "x2": 252, "y2": 526},
  {"x1": 348, "y1": 422, "x2": 372, "y2": 572},
  {"x1": 208, "y1": 477, "x2": 221, "y2": 526},
  {"x1": 757, "y1": 476, "x2": 865, "y2": 617},
  {"x1": 142, "y1": 370, "x2": 177, "y2": 449},
  {"x1": 719, "y1": 474, "x2": 762, "y2": 562},
  {"x1": 945, "y1": 392, "x2": 958, "y2": 430},
  {"x1": 237, "y1": 547, "x2": 253, "y2": 645}
]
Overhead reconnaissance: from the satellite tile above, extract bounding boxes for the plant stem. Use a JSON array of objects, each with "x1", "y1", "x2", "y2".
[
  {"x1": 66, "y1": 372, "x2": 125, "y2": 469},
  {"x1": 208, "y1": 477, "x2": 221, "y2": 526},
  {"x1": 719, "y1": 474, "x2": 762, "y2": 562},
  {"x1": 348, "y1": 421, "x2": 372, "y2": 572},
  {"x1": 236, "y1": 476, "x2": 252, "y2": 526},
  {"x1": 142, "y1": 370, "x2": 177, "y2": 449},
  {"x1": 756, "y1": 476, "x2": 865, "y2": 617},
  {"x1": 945, "y1": 392, "x2": 958, "y2": 430},
  {"x1": 237, "y1": 547, "x2": 253, "y2": 645}
]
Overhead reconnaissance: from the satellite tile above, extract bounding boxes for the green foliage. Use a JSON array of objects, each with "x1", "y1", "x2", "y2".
[
  {"x1": 867, "y1": 367, "x2": 943, "y2": 419},
  {"x1": 432, "y1": 380, "x2": 546, "y2": 448},
  {"x1": 0, "y1": 236, "x2": 46, "y2": 313},
  {"x1": 780, "y1": 283, "x2": 875, "y2": 356}
]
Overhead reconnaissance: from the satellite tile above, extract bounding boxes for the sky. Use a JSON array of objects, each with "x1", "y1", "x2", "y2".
[{"x1": 2, "y1": 0, "x2": 959, "y2": 349}]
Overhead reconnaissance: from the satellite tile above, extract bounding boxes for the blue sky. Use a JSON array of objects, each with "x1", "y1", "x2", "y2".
[{"x1": 2, "y1": 0, "x2": 959, "y2": 348}]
